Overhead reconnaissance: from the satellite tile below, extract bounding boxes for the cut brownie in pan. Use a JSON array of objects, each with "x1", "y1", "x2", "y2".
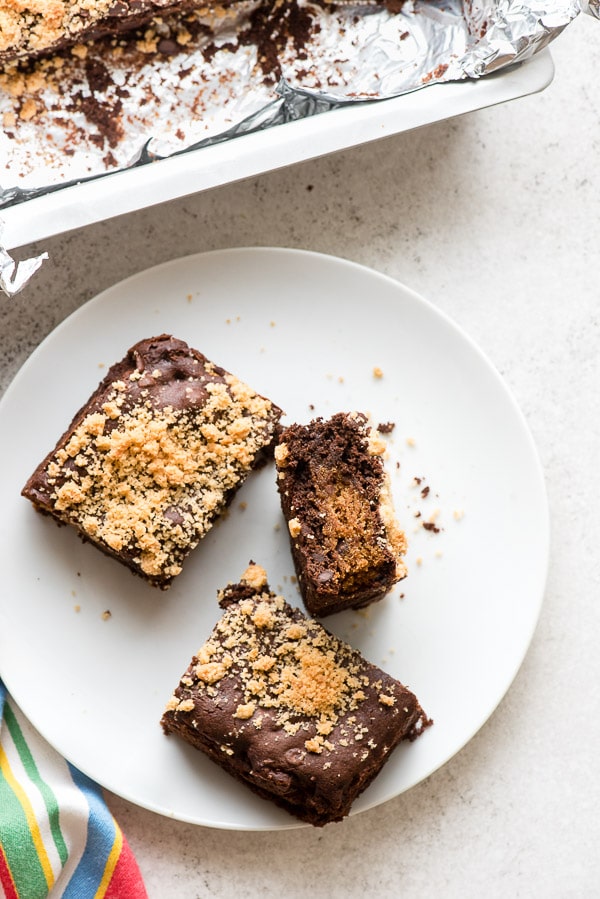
[
  {"x1": 274, "y1": 412, "x2": 407, "y2": 616},
  {"x1": 0, "y1": 0, "x2": 237, "y2": 64},
  {"x1": 161, "y1": 563, "x2": 431, "y2": 827},
  {"x1": 21, "y1": 335, "x2": 282, "y2": 588}
]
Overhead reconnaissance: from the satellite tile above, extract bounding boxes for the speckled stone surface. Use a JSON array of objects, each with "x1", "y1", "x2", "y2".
[{"x1": 2, "y1": 12, "x2": 599, "y2": 898}]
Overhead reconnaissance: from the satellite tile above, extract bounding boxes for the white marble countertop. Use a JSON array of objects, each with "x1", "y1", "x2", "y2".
[{"x1": 2, "y1": 11, "x2": 599, "y2": 897}]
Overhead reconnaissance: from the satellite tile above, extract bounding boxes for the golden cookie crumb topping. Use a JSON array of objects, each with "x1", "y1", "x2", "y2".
[
  {"x1": 167, "y1": 586, "x2": 410, "y2": 757},
  {"x1": 0, "y1": 0, "x2": 114, "y2": 58},
  {"x1": 41, "y1": 366, "x2": 276, "y2": 579}
]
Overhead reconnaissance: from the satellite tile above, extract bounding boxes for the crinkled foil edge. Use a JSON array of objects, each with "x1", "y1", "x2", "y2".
[{"x1": 0, "y1": 224, "x2": 48, "y2": 296}]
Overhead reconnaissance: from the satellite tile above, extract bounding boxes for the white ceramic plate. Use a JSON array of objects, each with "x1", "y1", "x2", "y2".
[{"x1": 0, "y1": 248, "x2": 548, "y2": 830}]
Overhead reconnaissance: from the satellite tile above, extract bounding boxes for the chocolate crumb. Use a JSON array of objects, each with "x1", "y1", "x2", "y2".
[
  {"x1": 238, "y1": 0, "x2": 316, "y2": 85},
  {"x1": 422, "y1": 522, "x2": 440, "y2": 533}
]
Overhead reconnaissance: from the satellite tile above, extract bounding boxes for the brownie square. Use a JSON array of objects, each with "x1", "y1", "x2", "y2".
[
  {"x1": 22, "y1": 335, "x2": 282, "y2": 588},
  {"x1": 274, "y1": 412, "x2": 407, "y2": 616},
  {"x1": 161, "y1": 564, "x2": 431, "y2": 826}
]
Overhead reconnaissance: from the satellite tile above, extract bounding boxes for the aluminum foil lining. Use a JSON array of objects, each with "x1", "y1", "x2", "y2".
[
  {"x1": 0, "y1": 224, "x2": 48, "y2": 296},
  {"x1": 0, "y1": 0, "x2": 589, "y2": 294}
]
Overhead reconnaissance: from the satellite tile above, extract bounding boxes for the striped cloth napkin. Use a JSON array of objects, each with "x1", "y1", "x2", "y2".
[{"x1": 0, "y1": 681, "x2": 148, "y2": 899}]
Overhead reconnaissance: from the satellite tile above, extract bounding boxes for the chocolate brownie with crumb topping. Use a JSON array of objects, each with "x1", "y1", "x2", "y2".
[
  {"x1": 161, "y1": 563, "x2": 431, "y2": 826},
  {"x1": 21, "y1": 335, "x2": 282, "y2": 588},
  {"x1": 274, "y1": 412, "x2": 407, "y2": 617},
  {"x1": 0, "y1": 0, "x2": 235, "y2": 64}
]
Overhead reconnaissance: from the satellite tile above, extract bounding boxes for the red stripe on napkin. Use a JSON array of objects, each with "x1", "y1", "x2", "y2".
[
  {"x1": 103, "y1": 832, "x2": 148, "y2": 899},
  {"x1": 0, "y1": 842, "x2": 18, "y2": 899}
]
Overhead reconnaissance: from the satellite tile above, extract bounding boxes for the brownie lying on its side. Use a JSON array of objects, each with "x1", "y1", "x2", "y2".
[
  {"x1": 161, "y1": 564, "x2": 431, "y2": 826},
  {"x1": 21, "y1": 335, "x2": 282, "y2": 588},
  {"x1": 274, "y1": 412, "x2": 407, "y2": 616}
]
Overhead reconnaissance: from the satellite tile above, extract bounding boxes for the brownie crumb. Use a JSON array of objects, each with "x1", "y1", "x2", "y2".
[{"x1": 422, "y1": 521, "x2": 440, "y2": 533}]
